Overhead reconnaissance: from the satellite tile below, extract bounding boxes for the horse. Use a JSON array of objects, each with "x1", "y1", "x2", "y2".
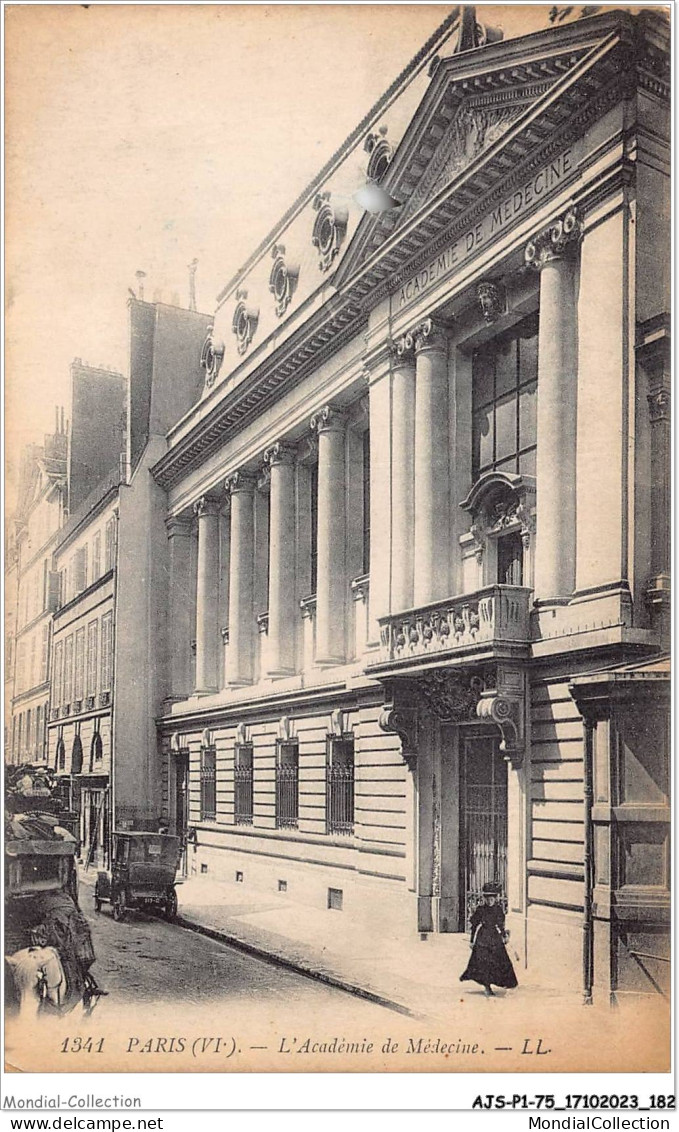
[{"x1": 5, "y1": 946, "x2": 67, "y2": 1021}]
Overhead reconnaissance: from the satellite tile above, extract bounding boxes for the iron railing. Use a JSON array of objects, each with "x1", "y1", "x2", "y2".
[
  {"x1": 326, "y1": 763, "x2": 354, "y2": 835},
  {"x1": 234, "y1": 765, "x2": 254, "y2": 825},
  {"x1": 275, "y1": 763, "x2": 299, "y2": 829},
  {"x1": 200, "y1": 749, "x2": 216, "y2": 821}
]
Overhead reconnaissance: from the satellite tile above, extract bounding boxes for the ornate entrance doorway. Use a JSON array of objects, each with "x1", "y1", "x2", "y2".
[{"x1": 461, "y1": 731, "x2": 508, "y2": 927}]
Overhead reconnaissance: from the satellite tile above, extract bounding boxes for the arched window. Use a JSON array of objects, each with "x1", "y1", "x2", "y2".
[
  {"x1": 71, "y1": 735, "x2": 83, "y2": 776},
  {"x1": 56, "y1": 738, "x2": 66, "y2": 772},
  {"x1": 461, "y1": 471, "x2": 535, "y2": 592},
  {"x1": 90, "y1": 732, "x2": 103, "y2": 771}
]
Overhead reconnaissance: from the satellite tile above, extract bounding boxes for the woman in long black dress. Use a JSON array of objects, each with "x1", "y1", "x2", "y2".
[{"x1": 460, "y1": 882, "x2": 518, "y2": 996}]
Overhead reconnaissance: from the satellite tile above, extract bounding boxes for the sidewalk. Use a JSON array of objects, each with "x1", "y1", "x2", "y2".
[{"x1": 160, "y1": 872, "x2": 586, "y2": 1021}]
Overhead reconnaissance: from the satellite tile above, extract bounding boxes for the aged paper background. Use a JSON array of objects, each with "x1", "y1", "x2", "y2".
[{"x1": 4, "y1": 2, "x2": 670, "y2": 1076}]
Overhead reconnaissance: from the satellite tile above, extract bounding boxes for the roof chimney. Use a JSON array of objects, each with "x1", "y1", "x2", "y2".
[
  {"x1": 188, "y1": 259, "x2": 198, "y2": 311},
  {"x1": 135, "y1": 270, "x2": 147, "y2": 301}
]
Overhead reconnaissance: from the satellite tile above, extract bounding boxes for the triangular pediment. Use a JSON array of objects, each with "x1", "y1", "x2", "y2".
[{"x1": 334, "y1": 10, "x2": 654, "y2": 295}]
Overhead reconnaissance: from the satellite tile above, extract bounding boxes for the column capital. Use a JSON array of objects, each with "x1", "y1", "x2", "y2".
[
  {"x1": 225, "y1": 469, "x2": 257, "y2": 495},
  {"x1": 264, "y1": 440, "x2": 296, "y2": 467},
  {"x1": 193, "y1": 495, "x2": 221, "y2": 518},
  {"x1": 401, "y1": 316, "x2": 449, "y2": 356},
  {"x1": 525, "y1": 207, "x2": 581, "y2": 270},
  {"x1": 165, "y1": 515, "x2": 193, "y2": 538},
  {"x1": 310, "y1": 403, "x2": 348, "y2": 435}
]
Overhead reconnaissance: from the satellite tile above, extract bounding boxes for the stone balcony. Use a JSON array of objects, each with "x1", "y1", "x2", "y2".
[{"x1": 371, "y1": 585, "x2": 532, "y2": 673}]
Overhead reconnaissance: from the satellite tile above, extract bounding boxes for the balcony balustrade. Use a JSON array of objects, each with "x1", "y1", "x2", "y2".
[{"x1": 375, "y1": 585, "x2": 531, "y2": 669}]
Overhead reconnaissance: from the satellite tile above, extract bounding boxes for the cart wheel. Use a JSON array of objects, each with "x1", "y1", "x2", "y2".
[
  {"x1": 112, "y1": 891, "x2": 127, "y2": 922},
  {"x1": 164, "y1": 889, "x2": 178, "y2": 921}
]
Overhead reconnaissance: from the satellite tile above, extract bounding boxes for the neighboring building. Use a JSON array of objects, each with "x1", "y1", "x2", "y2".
[
  {"x1": 45, "y1": 297, "x2": 211, "y2": 858},
  {"x1": 6, "y1": 417, "x2": 68, "y2": 766},
  {"x1": 148, "y1": 6, "x2": 670, "y2": 1004},
  {"x1": 48, "y1": 473, "x2": 120, "y2": 862}
]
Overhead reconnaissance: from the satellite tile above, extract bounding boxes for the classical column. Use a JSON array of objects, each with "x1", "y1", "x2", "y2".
[
  {"x1": 311, "y1": 404, "x2": 347, "y2": 665},
  {"x1": 264, "y1": 441, "x2": 296, "y2": 675},
  {"x1": 525, "y1": 208, "x2": 580, "y2": 601},
  {"x1": 390, "y1": 339, "x2": 416, "y2": 612},
  {"x1": 193, "y1": 497, "x2": 220, "y2": 693},
  {"x1": 166, "y1": 516, "x2": 193, "y2": 700},
  {"x1": 225, "y1": 471, "x2": 256, "y2": 685},
  {"x1": 412, "y1": 317, "x2": 450, "y2": 607}
]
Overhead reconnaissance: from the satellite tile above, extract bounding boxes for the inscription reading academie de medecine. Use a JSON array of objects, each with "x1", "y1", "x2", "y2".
[{"x1": 396, "y1": 147, "x2": 575, "y2": 309}]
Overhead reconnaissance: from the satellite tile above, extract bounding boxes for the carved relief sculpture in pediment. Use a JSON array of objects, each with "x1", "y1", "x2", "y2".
[
  {"x1": 200, "y1": 325, "x2": 225, "y2": 388},
  {"x1": 268, "y1": 244, "x2": 300, "y2": 318},
  {"x1": 311, "y1": 192, "x2": 348, "y2": 273},
  {"x1": 231, "y1": 288, "x2": 259, "y2": 356}
]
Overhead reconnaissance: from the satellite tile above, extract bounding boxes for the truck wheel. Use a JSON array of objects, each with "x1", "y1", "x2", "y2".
[{"x1": 112, "y1": 891, "x2": 127, "y2": 922}]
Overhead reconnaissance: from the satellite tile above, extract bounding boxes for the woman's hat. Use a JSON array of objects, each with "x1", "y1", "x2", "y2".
[{"x1": 482, "y1": 882, "x2": 501, "y2": 895}]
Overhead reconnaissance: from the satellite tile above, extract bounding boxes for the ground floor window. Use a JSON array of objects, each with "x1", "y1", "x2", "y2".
[
  {"x1": 275, "y1": 740, "x2": 299, "y2": 829},
  {"x1": 326, "y1": 736, "x2": 355, "y2": 835},
  {"x1": 200, "y1": 747, "x2": 217, "y2": 821},
  {"x1": 234, "y1": 743, "x2": 254, "y2": 825}
]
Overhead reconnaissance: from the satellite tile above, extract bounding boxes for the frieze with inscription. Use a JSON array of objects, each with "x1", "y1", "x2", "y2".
[{"x1": 394, "y1": 147, "x2": 577, "y2": 310}]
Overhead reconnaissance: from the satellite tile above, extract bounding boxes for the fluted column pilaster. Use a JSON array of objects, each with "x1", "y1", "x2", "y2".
[
  {"x1": 412, "y1": 318, "x2": 450, "y2": 607},
  {"x1": 311, "y1": 404, "x2": 347, "y2": 665},
  {"x1": 193, "y1": 497, "x2": 220, "y2": 693},
  {"x1": 525, "y1": 209, "x2": 580, "y2": 601},
  {"x1": 166, "y1": 516, "x2": 194, "y2": 700},
  {"x1": 391, "y1": 340, "x2": 417, "y2": 612},
  {"x1": 264, "y1": 442, "x2": 296, "y2": 675},
  {"x1": 224, "y1": 471, "x2": 256, "y2": 685}
]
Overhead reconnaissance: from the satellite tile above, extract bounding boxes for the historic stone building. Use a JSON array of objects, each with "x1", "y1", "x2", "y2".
[
  {"x1": 149, "y1": 7, "x2": 669, "y2": 1002},
  {"x1": 44, "y1": 299, "x2": 211, "y2": 860},
  {"x1": 6, "y1": 416, "x2": 69, "y2": 766}
]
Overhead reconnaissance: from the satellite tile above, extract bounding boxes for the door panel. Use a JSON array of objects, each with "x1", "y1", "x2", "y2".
[{"x1": 461, "y1": 733, "x2": 508, "y2": 927}]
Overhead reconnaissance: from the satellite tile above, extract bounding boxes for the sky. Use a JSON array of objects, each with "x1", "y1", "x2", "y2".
[{"x1": 5, "y1": 2, "x2": 569, "y2": 476}]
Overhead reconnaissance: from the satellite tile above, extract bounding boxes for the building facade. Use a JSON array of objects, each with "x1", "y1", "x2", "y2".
[
  {"x1": 99, "y1": 8, "x2": 669, "y2": 1003},
  {"x1": 42, "y1": 300, "x2": 211, "y2": 859},
  {"x1": 6, "y1": 418, "x2": 69, "y2": 766}
]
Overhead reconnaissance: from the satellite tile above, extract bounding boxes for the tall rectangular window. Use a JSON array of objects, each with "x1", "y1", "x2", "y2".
[
  {"x1": 92, "y1": 532, "x2": 102, "y2": 582},
  {"x1": 472, "y1": 314, "x2": 538, "y2": 482},
  {"x1": 16, "y1": 641, "x2": 25, "y2": 692},
  {"x1": 53, "y1": 640, "x2": 63, "y2": 708},
  {"x1": 310, "y1": 463, "x2": 319, "y2": 595},
  {"x1": 200, "y1": 747, "x2": 217, "y2": 821},
  {"x1": 87, "y1": 620, "x2": 98, "y2": 696},
  {"x1": 326, "y1": 736, "x2": 355, "y2": 836},
  {"x1": 362, "y1": 430, "x2": 371, "y2": 576},
  {"x1": 65, "y1": 639, "x2": 74, "y2": 707},
  {"x1": 74, "y1": 628, "x2": 85, "y2": 701},
  {"x1": 29, "y1": 633, "x2": 37, "y2": 689},
  {"x1": 40, "y1": 623, "x2": 49, "y2": 684},
  {"x1": 74, "y1": 547, "x2": 88, "y2": 594},
  {"x1": 275, "y1": 740, "x2": 299, "y2": 830},
  {"x1": 234, "y1": 743, "x2": 254, "y2": 826},
  {"x1": 100, "y1": 612, "x2": 113, "y2": 692},
  {"x1": 104, "y1": 517, "x2": 117, "y2": 572},
  {"x1": 35, "y1": 705, "x2": 43, "y2": 759}
]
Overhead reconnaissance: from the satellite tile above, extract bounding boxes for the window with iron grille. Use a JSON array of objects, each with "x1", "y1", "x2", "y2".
[
  {"x1": 275, "y1": 740, "x2": 299, "y2": 829},
  {"x1": 200, "y1": 747, "x2": 217, "y2": 821},
  {"x1": 472, "y1": 314, "x2": 538, "y2": 482},
  {"x1": 234, "y1": 743, "x2": 254, "y2": 825},
  {"x1": 327, "y1": 736, "x2": 355, "y2": 835}
]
